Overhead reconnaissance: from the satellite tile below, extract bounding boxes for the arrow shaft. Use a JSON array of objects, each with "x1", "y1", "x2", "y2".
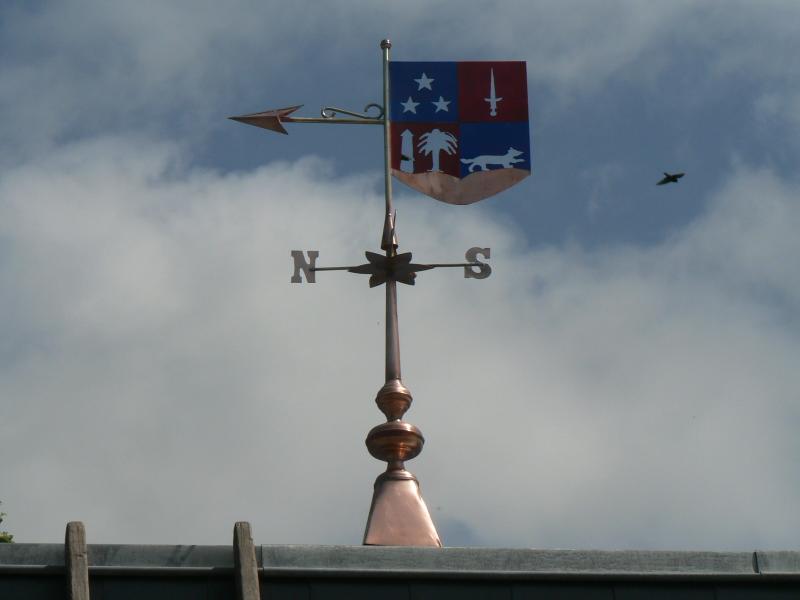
[{"x1": 283, "y1": 117, "x2": 382, "y2": 126}]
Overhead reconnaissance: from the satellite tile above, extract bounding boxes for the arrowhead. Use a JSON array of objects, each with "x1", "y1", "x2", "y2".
[{"x1": 228, "y1": 105, "x2": 303, "y2": 135}]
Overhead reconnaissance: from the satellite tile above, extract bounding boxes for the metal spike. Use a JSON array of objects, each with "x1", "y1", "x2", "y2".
[{"x1": 381, "y1": 210, "x2": 398, "y2": 252}]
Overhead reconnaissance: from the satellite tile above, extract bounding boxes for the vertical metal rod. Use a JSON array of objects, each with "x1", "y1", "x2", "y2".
[
  {"x1": 386, "y1": 280, "x2": 401, "y2": 382},
  {"x1": 380, "y1": 39, "x2": 401, "y2": 384},
  {"x1": 381, "y1": 39, "x2": 393, "y2": 223}
]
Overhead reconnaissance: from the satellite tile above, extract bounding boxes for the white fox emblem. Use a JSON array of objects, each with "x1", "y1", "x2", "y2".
[{"x1": 460, "y1": 147, "x2": 525, "y2": 172}]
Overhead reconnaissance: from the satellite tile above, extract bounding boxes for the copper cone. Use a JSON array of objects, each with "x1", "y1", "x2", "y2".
[{"x1": 363, "y1": 469, "x2": 441, "y2": 546}]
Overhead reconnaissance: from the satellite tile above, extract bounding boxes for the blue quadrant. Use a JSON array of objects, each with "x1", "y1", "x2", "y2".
[
  {"x1": 459, "y1": 122, "x2": 531, "y2": 178},
  {"x1": 390, "y1": 62, "x2": 458, "y2": 123}
]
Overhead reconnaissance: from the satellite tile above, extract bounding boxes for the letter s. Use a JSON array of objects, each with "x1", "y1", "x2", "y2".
[{"x1": 464, "y1": 247, "x2": 491, "y2": 279}]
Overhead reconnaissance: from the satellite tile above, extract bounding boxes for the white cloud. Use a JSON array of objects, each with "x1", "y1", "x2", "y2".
[
  {"x1": 5, "y1": 0, "x2": 800, "y2": 162},
  {"x1": 1, "y1": 136, "x2": 798, "y2": 549}
]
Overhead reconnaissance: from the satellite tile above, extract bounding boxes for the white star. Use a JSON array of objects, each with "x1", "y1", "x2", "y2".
[
  {"x1": 414, "y1": 73, "x2": 434, "y2": 91},
  {"x1": 400, "y1": 96, "x2": 420, "y2": 114},
  {"x1": 432, "y1": 96, "x2": 451, "y2": 112}
]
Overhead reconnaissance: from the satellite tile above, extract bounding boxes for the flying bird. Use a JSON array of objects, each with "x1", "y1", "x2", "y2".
[{"x1": 657, "y1": 172, "x2": 685, "y2": 185}]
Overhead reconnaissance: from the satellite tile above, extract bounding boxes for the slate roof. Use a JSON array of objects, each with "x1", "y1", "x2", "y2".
[{"x1": 2, "y1": 544, "x2": 800, "y2": 599}]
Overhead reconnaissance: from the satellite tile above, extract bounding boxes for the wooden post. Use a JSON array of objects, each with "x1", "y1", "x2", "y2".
[
  {"x1": 65, "y1": 521, "x2": 90, "y2": 600},
  {"x1": 233, "y1": 521, "x2": 260, "y2": 600}
]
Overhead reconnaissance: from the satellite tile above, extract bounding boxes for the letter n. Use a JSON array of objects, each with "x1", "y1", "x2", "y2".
[{"x1": 291, "y1": 250, "x2": 319, "y2": 283}]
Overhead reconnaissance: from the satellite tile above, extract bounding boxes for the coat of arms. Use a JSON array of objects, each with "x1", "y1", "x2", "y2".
[{"x1": 390, "y1": 61, "x2": 530, "y2": 204}]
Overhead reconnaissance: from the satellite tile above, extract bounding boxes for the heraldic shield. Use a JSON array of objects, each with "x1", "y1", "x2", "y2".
[{"x1": 390, "y1": 61, "x2": 530, "y2": 205}]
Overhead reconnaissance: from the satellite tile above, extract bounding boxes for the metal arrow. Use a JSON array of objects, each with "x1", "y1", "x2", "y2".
[{"x1": 229, "y1": 103, "x2": 383, "y2": 135}]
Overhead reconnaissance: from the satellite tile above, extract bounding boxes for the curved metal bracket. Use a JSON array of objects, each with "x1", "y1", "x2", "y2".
[{"x1": 321, "y1": 103, "x2": 384, "y2": 121}]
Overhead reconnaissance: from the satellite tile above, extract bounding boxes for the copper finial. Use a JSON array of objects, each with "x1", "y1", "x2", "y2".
[
  {"x1": 362, "y1": 38, "x2": 441, "y2": 547},
  {"x1": 232, "y1": 40, "x2": 471, "y2": 548}
]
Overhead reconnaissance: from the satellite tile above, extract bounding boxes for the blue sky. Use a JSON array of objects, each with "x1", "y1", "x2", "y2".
[{"x1": 1, "y1": 1, "x2": 799, "y2": 549}]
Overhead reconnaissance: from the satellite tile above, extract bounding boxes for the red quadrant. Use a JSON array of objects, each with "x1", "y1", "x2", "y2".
[
  {"x1": 458, "y1": 61, "x2": 528, "y2": 123},
  {"x1": 391, "y1": 122, "x2": 461, "y2": 177}
]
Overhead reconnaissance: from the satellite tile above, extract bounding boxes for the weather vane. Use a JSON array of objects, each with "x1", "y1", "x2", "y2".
[{"x1": 231, "y1": 40, "x2": 530, "y2": 547}]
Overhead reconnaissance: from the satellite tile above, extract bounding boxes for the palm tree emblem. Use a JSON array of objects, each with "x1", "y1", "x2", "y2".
[{"x1": 418, "y1": 129, "x2": 458, "y2": 173}]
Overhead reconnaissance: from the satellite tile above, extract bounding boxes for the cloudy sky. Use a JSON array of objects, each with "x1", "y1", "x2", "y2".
[{"x1": 2, "y1": 1, "x2": 799, "y2": 550}]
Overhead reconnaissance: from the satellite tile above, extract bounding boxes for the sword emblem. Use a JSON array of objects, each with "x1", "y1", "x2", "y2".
[{"x1": 484, "y1": 68, "x2": 503, "y2": 117}]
